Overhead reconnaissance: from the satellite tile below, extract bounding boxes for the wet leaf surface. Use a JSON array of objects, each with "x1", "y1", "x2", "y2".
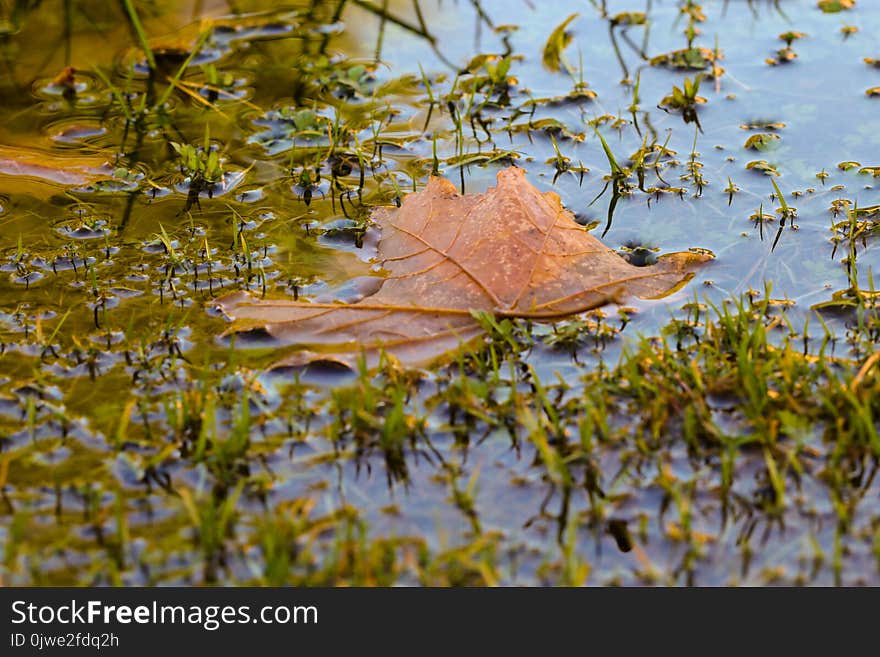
[{"x1": 217, "y1": 167, "x2": 710, "y2": 367}]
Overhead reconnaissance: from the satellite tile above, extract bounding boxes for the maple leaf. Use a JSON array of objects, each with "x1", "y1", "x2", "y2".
[{"x1": 214, "y1": 167, "x2": 711, "y2": 368}]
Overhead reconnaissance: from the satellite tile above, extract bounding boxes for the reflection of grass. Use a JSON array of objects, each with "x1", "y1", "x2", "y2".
[{"x1": 121, "y1": 0, "x2": 156, "y2": 71}]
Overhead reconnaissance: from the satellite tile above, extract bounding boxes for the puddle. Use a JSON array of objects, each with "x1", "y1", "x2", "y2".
[{"x1": 0, "y1": 0, "x2": 878, "y2": 585}]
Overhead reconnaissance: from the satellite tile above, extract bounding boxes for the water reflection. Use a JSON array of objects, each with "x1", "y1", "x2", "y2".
[{"x1": 0, "y1": 0, "x2": 878, "y2": 585}]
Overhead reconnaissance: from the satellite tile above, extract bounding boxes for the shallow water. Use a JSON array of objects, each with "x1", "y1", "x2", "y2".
[{"x1": 0, "y1": 0, "x2": 878, "y2": 585}]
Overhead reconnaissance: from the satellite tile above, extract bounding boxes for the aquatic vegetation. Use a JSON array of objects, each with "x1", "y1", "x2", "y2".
[
  {"x1": 0, "y1": 0, "x2": 878, "y2": 587},
  {"x1": 542, "y1": 13, "x2": 579, "y2": 73},
  {"x1": 249, "y1": 107, "x2": 333, "y2": 155},
  {"x1": 746, "y1": 160, "x2": 780, "y2": 176},
  {"x1": 817, "y1": 0, "x2": 855, "y2": 13},
  {"x1": 658, "y1": 75, "x2": 707, "y2": 127},
  {"x1": 651, "y1": 47, "x2": 717, "y2": 71},
  {"x1": 767, "y1": 31, "x2": 807, "y2": 65},
  {"x1": 744, "y1": 133, "x2": 781, "y2": 151}
]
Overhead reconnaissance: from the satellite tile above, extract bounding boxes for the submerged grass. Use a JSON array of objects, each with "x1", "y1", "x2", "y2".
[{"x1": 6, "y1": 283, "x2": 875, "y2": 585}]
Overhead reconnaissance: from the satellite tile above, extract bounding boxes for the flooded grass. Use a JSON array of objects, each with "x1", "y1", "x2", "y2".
[{"x1": 0, "y1": 0, "x2": 878, "y2": 585}]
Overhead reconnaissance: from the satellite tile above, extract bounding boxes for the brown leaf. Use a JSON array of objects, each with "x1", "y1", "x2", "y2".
[{"x1": 215, "y1": 167, "x2": 712, "y2": 368}]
